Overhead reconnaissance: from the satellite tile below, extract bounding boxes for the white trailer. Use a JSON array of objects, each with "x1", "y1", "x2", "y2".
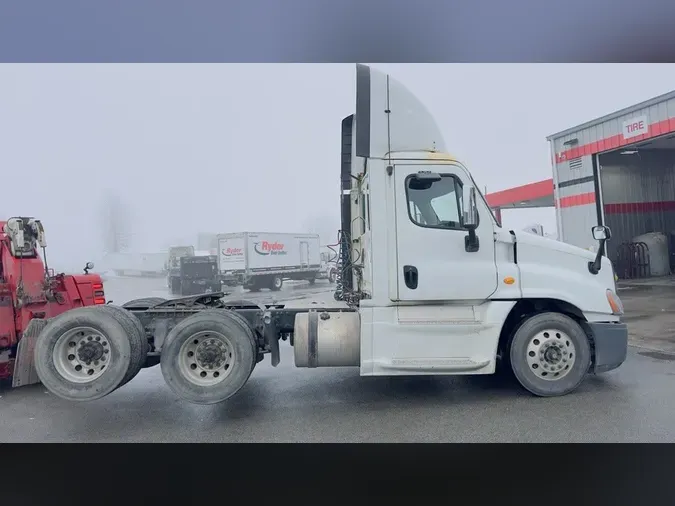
[
  {"x1": 217, "y1": 232, "x2": 321, "y2": 291},
  {"x1": 27, "y1": 65, "x2": 628, "y2": 407},
  {"x1": 103, "y1": 252, "x2": 167, "y2": 278}
]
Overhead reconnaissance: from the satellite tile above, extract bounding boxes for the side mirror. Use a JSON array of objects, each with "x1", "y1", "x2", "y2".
[
  {"x1": 588, "y1": 225, "x2": 612, "y2": 275},
  {"x1": 592, "y1": 225, "x2": 611, "y2": 241},
  {"x1": 462, "y1": 185, "x2": 479, "y2": 230},
  {"x1": 461, "y1": 185, "x2": 480, "y2": 253}
]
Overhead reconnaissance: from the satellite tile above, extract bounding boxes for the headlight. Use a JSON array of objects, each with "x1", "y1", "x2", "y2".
[{"x1": 606, "y1": 289, "x2": 624, "y2": 316}]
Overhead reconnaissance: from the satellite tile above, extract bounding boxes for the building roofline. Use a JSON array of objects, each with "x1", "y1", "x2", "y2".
[{"x1": 546, "y1": 89, "x2": 675, "y2": 141}]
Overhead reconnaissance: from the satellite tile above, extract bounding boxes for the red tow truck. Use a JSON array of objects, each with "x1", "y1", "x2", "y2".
[{"x1": 0, "y1": 217, "x2": 105, "y2": 387}]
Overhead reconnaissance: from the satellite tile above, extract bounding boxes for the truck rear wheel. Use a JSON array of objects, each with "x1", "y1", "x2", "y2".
[
  {"x1": 160, "y1": 310, "x2": 257, "y2": 404},
  {"x1": 245, "y1": 278, "x2": 261, "y2": 292},
  {"x1": 270, "y1": 275, "x2": 283, "y2": 291},
  {"x1": 122, "y1": 297, "x2": 167, "y2": 309},
  {"x1": 97, "y1": 305, "x2": 148, "y2": 387},
  {"x1": 509, "y1": 312, "x2": 591, "y2": 397},
  {"x1": 34, "y1": 306, "x2": 132, "y2": 402},
  {"x1": 217, "y1": 309, "x2": 258, "y2": 369}
]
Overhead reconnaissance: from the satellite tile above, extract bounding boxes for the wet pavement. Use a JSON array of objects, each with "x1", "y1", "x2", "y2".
[
  {"x1": 3, "y1": 344, "x2": 675, "y2": 442},
  {"x1": 3, "y1": 276, "x2": 675, "y2": 442},
  {"x1": 619, "y1": 277, "x2": 675, "y2": 354}
]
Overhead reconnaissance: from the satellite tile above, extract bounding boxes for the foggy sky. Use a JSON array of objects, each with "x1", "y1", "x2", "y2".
[{"x1": 1, "y1": 64, "x2": 674, "y2": 270}]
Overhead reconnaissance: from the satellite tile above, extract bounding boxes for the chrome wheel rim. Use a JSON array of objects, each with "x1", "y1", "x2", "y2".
[
  {"x1": 53, "y1": 326, "x2": 110, "y2": 383},
  {"x1": 525, "y1": 329, "x2": 576, "y2": 381},
  {"x1": 177, "y1": 331, "x2": 235, "y2": 386}
]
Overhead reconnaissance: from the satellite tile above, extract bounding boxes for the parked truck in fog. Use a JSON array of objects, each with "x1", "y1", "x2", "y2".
[
  {"x1": 316, "y1": 247, "x2": 338, "y2": 283},
  {"x1": 23, "y1": 64, "x2": 628, "y2": 407},
  {"x1": 218, "y1": 232, "x2": 321, "y2": 291},
  {"x1": 166, "y1": 245, "x2": 195, "y2": 294}
]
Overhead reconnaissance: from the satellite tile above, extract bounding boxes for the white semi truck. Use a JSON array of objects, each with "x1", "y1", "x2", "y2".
[
  {"x1": 217, "y1": 232, "x2": 322, "y2": 291},
  {"x1": 25, "y1": 64, "x2": 627, "y2": 405},
  {"x1": 316, "y1": 246, "x2": 339, "y2": 283}
]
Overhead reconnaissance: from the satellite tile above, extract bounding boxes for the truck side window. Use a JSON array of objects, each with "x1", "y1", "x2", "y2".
[
  {"x1": 408, "y1": 200, "x2": 426, "y2": 225},
  {"x1": 406, "y1": 174, "x2": 463, "y2": 230}
]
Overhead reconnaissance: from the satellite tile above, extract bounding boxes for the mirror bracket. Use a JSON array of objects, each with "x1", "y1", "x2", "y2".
[
  {"x1": 465, "y1": 230, "x2": 479, "y2": 253},
  {"x1": 462, "y1": 185, "x2": 480, "y2": 252}
]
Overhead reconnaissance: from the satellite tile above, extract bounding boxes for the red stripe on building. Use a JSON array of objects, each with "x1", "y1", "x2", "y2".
[
  {"x1": 555, "y1": 118, "x2": 675, "y2": 164},
  {"x1": 486, "y1": 116, "x2": 675, "y2": 209},
  {"x1": 557, "y1": 192, "x2": 596, "y2": 208},
  {"x1": 485, "y1": 179, "x2": 554, "y2": 208},
  {"x1": 604, "y1": 201, "x2": 675, "y2": 214}
]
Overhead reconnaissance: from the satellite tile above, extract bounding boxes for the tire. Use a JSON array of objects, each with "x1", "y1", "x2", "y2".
[
  {"x1": 219, "y1": 310, "x2": 258, "y2": 370},
  {"x1": 509, "y1": 312, "x2": 591, "y2": 397},
  {"x1": 160, "y1": 310, "x2": 257, "y2": 404},
  {"x1": 246, "y1": 278, "x2": 261, "y2": 292},
  {"x1": 34, "y1": 306, "x2": 132, "y2": 402},
  {"x1": 308, "y1": 277, "x2": 316, "y2": 285},
  {"x1": 329, "y1": 270, "x2": 337, "y2": 284},
  {"x1": 122, "y1": 297, "x2": 167, "y2": 309},
  {"x1": 97, "y1": 305, "x2": 148, "y2": 387},
  {"x1": 270, "y1": 275, "x2": 283, "y2": 291}
]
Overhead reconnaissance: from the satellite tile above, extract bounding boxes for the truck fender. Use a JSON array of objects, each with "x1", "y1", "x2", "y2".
[{"x1": 12, "y1": 318, "x2": 48, "y2": 388}]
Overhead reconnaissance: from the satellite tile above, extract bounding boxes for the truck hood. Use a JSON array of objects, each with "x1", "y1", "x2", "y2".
[
  {"x1": 507, "y1": 230, "x2": 618, "y2": 320},
  {"x1": 514, "y1": 230, "x2": 596, "y2": 262}
]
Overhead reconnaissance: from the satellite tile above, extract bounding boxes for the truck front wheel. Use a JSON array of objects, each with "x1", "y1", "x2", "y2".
[
  {"x1": 509, "y1": 312, "x2": 591, "y2": 397},
  {"x1": 160, "y1": 310, "x2": 257, "y2": 404}
]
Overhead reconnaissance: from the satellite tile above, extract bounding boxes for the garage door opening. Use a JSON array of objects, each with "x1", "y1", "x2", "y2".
[{"x1": 599, "y1": 133, "x2": 675, "y2": 280}]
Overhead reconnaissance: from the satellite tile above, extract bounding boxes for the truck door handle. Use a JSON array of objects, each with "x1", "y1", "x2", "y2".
[{"x1": 403, "y1": 265, "x2": 418, "y2": 289}]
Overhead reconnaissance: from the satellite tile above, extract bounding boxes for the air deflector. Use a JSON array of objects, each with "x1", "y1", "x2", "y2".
[{"x1": 354, "y1": 64, "x2": 447, "y2": 159}]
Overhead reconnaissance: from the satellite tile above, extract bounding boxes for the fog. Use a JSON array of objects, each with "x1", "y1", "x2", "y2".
[{"x1": 1, "y1": 63, "x2": 674, "y2": 272}]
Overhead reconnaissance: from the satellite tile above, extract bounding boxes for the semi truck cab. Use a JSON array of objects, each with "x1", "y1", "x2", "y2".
[{"x1": 308, "y1": 64, "x2": 627, "y2": 395}]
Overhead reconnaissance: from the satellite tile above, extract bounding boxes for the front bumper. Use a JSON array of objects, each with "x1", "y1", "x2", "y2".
[{"x1": 587, "y1": 321, "x2": 628, "y2": 374}]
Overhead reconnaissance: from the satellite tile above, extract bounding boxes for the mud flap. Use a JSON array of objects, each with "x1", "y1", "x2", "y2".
[{"x1": 12, "y1": 318, "x2": 48, "y2": 388}]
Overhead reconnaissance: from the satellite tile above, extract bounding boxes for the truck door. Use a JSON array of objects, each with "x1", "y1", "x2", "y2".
[
  {"x1": 394, "y1": 164, "x2": 498, "y2": 301},
  {"x1": 299, "y1": 241, "x2": 309, "y2": 267}
]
